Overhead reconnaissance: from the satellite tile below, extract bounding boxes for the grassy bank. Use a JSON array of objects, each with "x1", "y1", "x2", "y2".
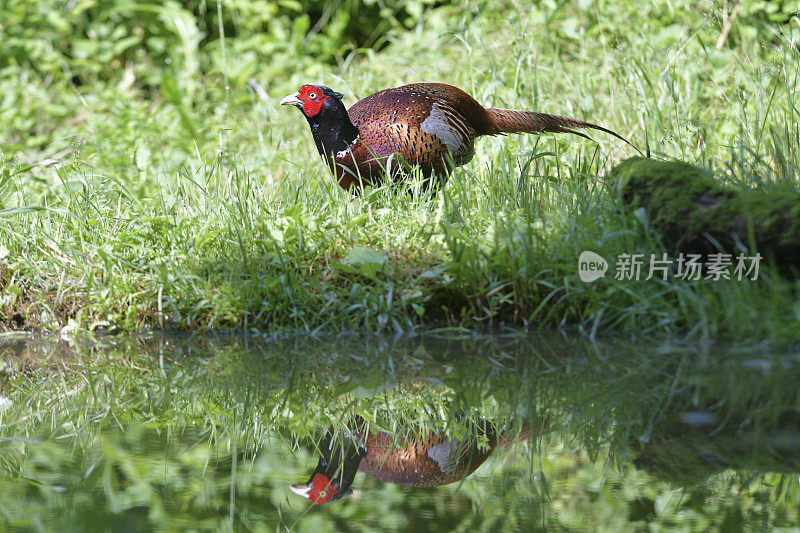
[{"x1": 1, "y1": 1, "x2": 799, "y2": 341}]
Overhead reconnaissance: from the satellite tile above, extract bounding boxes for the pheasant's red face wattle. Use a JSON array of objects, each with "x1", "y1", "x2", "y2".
[
  {"x1": 308, "y1": 473, "x2": 338, "y2": 505},
  {"x1": 297, "y1": 85, "x2": 329, "y2": 117}
]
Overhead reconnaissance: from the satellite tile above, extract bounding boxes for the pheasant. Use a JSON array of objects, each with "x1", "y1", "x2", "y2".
[
  {"x1": 290, "y1": 420, "x2": 531, "y2": 505},
  {"x1": 280, "y1": 82, "x2": 636, "y2": 191}
]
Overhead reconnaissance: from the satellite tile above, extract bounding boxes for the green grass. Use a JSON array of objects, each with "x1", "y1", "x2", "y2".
[{"x1": 0, "y1": 1, "x2": 799, "y2": 342}]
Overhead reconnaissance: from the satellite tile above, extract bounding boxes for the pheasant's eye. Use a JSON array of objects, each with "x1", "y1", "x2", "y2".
[{"x1": 308, "y1": 92, "x2": 317, "y2": 99}]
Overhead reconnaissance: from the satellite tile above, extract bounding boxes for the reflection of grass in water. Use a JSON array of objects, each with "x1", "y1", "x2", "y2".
[
  {"x1": 0, "y1": 333, "x2": 798, "y2": 529},
  {"x1": 0, "y1": 334, "x2": 533, "y2": 449}
]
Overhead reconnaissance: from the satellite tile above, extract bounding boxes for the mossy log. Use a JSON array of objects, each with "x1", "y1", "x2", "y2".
[{"x1": 610, "y1": 157, "x2": 800, "y2": 270}]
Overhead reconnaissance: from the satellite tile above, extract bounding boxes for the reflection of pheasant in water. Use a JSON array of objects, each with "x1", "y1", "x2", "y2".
[{"x1": 290, "y1": 421, "x2": 530, "y2": 505}]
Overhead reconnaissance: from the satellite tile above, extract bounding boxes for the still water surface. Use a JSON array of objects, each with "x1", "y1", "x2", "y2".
[{"x1": 0, "y1": 333, "x2": 798, "y2": 531}]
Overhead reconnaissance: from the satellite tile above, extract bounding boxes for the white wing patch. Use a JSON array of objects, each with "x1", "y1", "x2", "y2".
[
  {"x1": 420, "y1": 103, "x2": 475, "y2": 163},
  {"x1": 427, "y1": 438, "x2": 460, "y2": 473}
]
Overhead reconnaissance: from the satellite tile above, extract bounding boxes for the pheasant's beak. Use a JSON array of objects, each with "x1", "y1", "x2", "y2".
[
  {"x1": 280, "y1": 92, "x2": 302, "y2": 108},
  {"x1": 290, "y1": 483, "x2": 312, "y2": 498}
]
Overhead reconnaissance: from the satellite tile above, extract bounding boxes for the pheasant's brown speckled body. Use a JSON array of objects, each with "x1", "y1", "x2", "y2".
[
  {"x1": 356, "y1": 428, "x2": 498, "y2": 487},
  {"x1": 339, "y1": 84, "x2": 488, "y2": 190},
  {"x1": 281, "y1": 83, "x2": 634, "y2": 192}
]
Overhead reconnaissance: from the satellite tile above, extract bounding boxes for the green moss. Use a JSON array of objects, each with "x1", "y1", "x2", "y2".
[{"x1": 611, "y1": 157, "x2": 800, "y2": 270}]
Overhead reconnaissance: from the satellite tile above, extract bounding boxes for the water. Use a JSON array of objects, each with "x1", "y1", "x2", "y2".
[{"x1": 0, "y1": 333, "x2": 798, "y2": 531}]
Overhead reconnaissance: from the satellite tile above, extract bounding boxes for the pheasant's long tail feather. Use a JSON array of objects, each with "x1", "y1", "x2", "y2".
[{"x1": 484, "y1": 108, "x2": 642, "y2": 155}]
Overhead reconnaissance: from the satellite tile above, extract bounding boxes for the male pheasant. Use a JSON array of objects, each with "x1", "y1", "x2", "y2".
[
  {"x1": 290, "y1": 421, "x2": 531, "y2": 505},
  {"x1": 280, "y1": 82, "x2": 635, "y2": 191}
]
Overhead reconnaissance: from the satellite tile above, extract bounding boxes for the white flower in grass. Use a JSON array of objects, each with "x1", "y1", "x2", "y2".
[{"x1": 0, "y1": 396, "x2": 10, "y2": 411}]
